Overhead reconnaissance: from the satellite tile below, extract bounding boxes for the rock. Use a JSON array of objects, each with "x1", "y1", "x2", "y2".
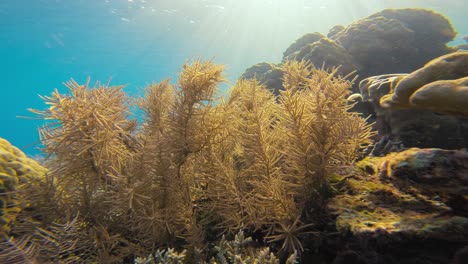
[
  {"x1": 380, "y1": 148, "x2": 468, "y2": 191},
  {"x1": 332, "y1": 250, "x2": 367, "y2": 264},
  {"x1": 385, "y1": 109, "x2": 468, "y2": 149},
  {"x1": 0, "y1": 138, "x2": 47, "y2": 238},
  {"x1": 330, "y1": 148, "x2": 468, "y2": 229}
]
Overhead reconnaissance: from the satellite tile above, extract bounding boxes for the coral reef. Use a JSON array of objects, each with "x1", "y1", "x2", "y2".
[{"x1": 2, "y1": 8, "x2": 466, "y2": 264}]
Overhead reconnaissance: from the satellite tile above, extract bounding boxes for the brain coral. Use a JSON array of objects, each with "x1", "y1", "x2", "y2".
[
  {"x1": 0, "y1": 138, "x2": 47, "y2": 238},
  {"x1": 332, "y1": 8, "x2": 456, "y2": 75}
]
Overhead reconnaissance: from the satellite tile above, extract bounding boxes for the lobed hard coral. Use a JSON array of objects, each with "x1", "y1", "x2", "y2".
[
  {"x1": 363, "y1": 51, "x2": 468, "y2": 116},
  {"x1": 357, "y1": 51, "x2": 468, "y2": 152}
]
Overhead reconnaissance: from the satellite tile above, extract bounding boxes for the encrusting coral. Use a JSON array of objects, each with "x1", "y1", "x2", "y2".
[{"x1": 0, "y1": 59, "x2": 373, "y2": 263}]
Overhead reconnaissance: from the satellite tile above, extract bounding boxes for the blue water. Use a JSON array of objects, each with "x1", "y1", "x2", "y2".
[{"x1": 1, "y1": 0, "x2": 467, "y2": 156}]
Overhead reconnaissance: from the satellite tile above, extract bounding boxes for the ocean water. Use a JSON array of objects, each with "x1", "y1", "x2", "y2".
[{"x1": 1, "y1": 0, "x2": 467, "y2": 156}]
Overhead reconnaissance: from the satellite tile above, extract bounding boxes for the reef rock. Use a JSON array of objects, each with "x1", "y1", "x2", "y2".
[
  {"x1": 328, "y1": 148, "x2": 468, "y2": 264},
  {"x1": 0, "y1": 138, "x2": 47, "y2": 238}
]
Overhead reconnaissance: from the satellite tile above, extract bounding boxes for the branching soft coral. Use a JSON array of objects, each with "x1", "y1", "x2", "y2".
[
  {"x1": 29, "y1": 79, "x2": 136, "y2": 220},
  {"x1": 128, "y1": 59, "x2": 225, "y2": 249},
  {"x1": 12, "y1": 58, "x2": 374, "y2": 262},
  {"x1": 279, "y1": 61, "x2": 374, "y2": 202}
]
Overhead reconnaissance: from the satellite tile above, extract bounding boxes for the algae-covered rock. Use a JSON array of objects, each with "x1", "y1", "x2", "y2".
[
  {"x1": 380, "y1": 148, "x2": 468, "y2": 196},
  {"x1": 0, "y1": 138, "x2": 47, "y2": 238},
  {"x1": 329, "y1": 148, "x2": 468, "y2": 236},
  {"x1": 368, "y1": 8, "x2": 456, "y2": 44},
  {"x1": 333, "y1": 15, "x2": 415, "y2": 74},
  {"x1": 328, "y1": 148, "x2": 468, "y2": 263},
  {"x1": 243, "y1": 8, "x2": 457, "y2": 98}
]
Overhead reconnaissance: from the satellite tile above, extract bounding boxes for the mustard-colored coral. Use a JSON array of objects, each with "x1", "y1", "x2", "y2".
[
  {"x1": 0, "y1": 138, "x2": 47, "y2": 238},
  {"x1": 378, "y1": 51, "x2": 468, "y2": 115}
]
